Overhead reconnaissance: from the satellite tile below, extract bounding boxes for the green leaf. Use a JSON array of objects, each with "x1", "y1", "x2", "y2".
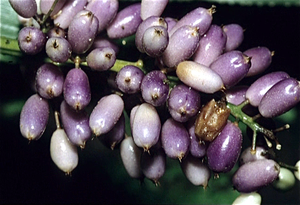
[{"x1": 0, "y1": 0, "x2": 20, "y2": 39}]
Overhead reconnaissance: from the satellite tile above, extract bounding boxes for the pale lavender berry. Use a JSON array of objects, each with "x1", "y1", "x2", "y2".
[
  {"x1": 141, "y1": 0, "x2": 168, "y2": 20},
  {"x1": 40, "y1": 0, "x2": 67, "y2": 16},
  {"x1": 89, "y1": 94, "x2": 124, "y2": 137},
  {"x1": 120, "y1": 137, "x2": 143, "y2": 179},
  {"x1": 50, "y1": 128, "x2": 78, "y2": 175},
  {"x1": 53, "y1": 0, "x2": 87, "y2": 29},
  {"x1": 181, "y1": 154, "x2": 211, "y2": 187},
  {"x1": 169, "y1": 6, "x2": 215, "y2": 36},
  {"x1": 86, "y1": 47, "x2": 116, "y2": 71},
  {"x1": 135, "y1": 16, "x2": 167, "y2": 53},
  {"x1": 142, "y1": 26, "x2": 169, "y2": 58},
  {"x1": 132, "y1": 103, "x2": 161, "y2": 151}
]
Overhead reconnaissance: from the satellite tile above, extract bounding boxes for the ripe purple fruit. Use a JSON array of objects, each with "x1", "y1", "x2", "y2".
[
  {"x1": 161, "y1": 118, "x2": 190, "y2": 161},
  {"x1": 20, "y1": 94, "x2": 49, "y2": 141},
  {"x1": 35, "y1": 63, "x2": 64, "y2": 99},
  {"x1": 18, "y1": 26, "x2": 46, "y2": 55},
  {"x1": 246, "y1": 71, "x2": 290, "y2": 107},
  {"x1": 60, "y1": 101, "x2": 92, "y2": 148},
  {"x1": 63, "y1": 68, "x2": 91, "y2": 111},
  {"x1": 141, "y1": 70, "x2": 169, "y2": 107},
  {"x1": 206, "y1": 121, "x2": 243, "y2": 173},
  {"x1": 167, "y1": 84, "x2": 201, "y2": 123},
  {"x1": 232, "y1": 159, "x2": 280, "y2": 193},
  {"x1": 210, "y1": 50, "x2": 251, "y2": 88},
  {"x1": 258, "y1": 78, "x2": 300, "y2": 118},
  {"x1": 107, "y1": 3, "x2": 142, "y2": 39},
  {"x1": 115, "y1": 65, "x2": 144, "y2": 94},
  {"x1": 9, "y1": 0, "x2": 37, "y2": 18}
]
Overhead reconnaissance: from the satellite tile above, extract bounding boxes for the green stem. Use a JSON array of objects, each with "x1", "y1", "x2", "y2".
[
  {"x1": 227, "y1": 101, "x2": 281, "y2": 154},
  {"x1": 40, "y1": 0, "x2": 59, "y2": 27}
]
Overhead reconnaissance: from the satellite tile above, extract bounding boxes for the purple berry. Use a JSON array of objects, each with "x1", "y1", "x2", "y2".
[
  {"x1": 232, "y1": 159, "x2": 280, "y2": 193},
  {"x1": 107, "y1": 3, "x2": 142, "y2": 39},
  {"x1": 20, "y1": 94, "x2": 49, "y2": 141},
  {"x1": 258, "y1": 78, "x2": 300, "y2": 118},
  {"x1": 223, "y1": 23, "x2": 244, "y2": 52},
  {"x1": 45, "y1": 37, "x2": 72, "y2": 63},
  {"x1": 244, "y1": 46, "x2": 273, "y2": 77},
  {"x1": 89, "y1": 94, "x2": 124, "y2": 137},
  {"x1": 115, "y1": 65, "x2": 144, "y2": 94},
  {"x1": 167, "y1": 84, "x2": 201, "y2": 123},
  {"x1": 210, "y1": 50, "x2": 251, "y2": 88},
  {"x1": 18, "y1": 27, "x2": 46, "y2": 55},
  {"x1": 67, "y1": 10, "x2": 99, "y2": 54},
  {"x1": 193, "y1": 24, "x2": 227, "y2": 67},
  {"x1": 35, "y1": 63, "x2": 64, "y2": 99},
  {"x1": 141, "y1": 70, "x2": 169, "y2": 107},
  {"x1": 60, "y1": 100, "x2": 92, "y2": 148},
  {"x1": 161, "y1": 118, "x2": 190, "y2": 161},
  {"x1": 9, "y1": 0, "x2": 37, "y2": 18},
  {"x1": 206, "y1": 121, "x2": 243, "y2": 173},
  {"x1": 162, "y1": 25, "x2": 200, "y2": 68},
  {"x1": 246, "y1": 71, "x2": 290, "y2": 107},
  {"x1": 63, "y1": 68, "x2": 91, "y2": 111},
  {"x1": 131, "y1": 103, "x2": 161, "y2": 151}
]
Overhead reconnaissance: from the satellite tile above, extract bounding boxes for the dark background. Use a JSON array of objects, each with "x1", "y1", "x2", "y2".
[{"x1": 0, "y1": 1, "x2": 299, "y2": 204}]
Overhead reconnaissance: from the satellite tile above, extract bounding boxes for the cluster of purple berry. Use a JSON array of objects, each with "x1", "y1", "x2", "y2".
[{"x1": 9, "y1": 0, "x2": 300, "y2": 203}]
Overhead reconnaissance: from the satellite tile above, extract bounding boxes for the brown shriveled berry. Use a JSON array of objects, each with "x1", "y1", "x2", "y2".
[{"x1": 194, "y1": 99, "x2": 231, "y2": 142}]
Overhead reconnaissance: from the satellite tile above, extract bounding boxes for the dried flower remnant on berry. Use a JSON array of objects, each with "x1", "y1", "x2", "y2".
[{"x1": 194, "y1": 99, "x2": 231, "y2": 142}]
